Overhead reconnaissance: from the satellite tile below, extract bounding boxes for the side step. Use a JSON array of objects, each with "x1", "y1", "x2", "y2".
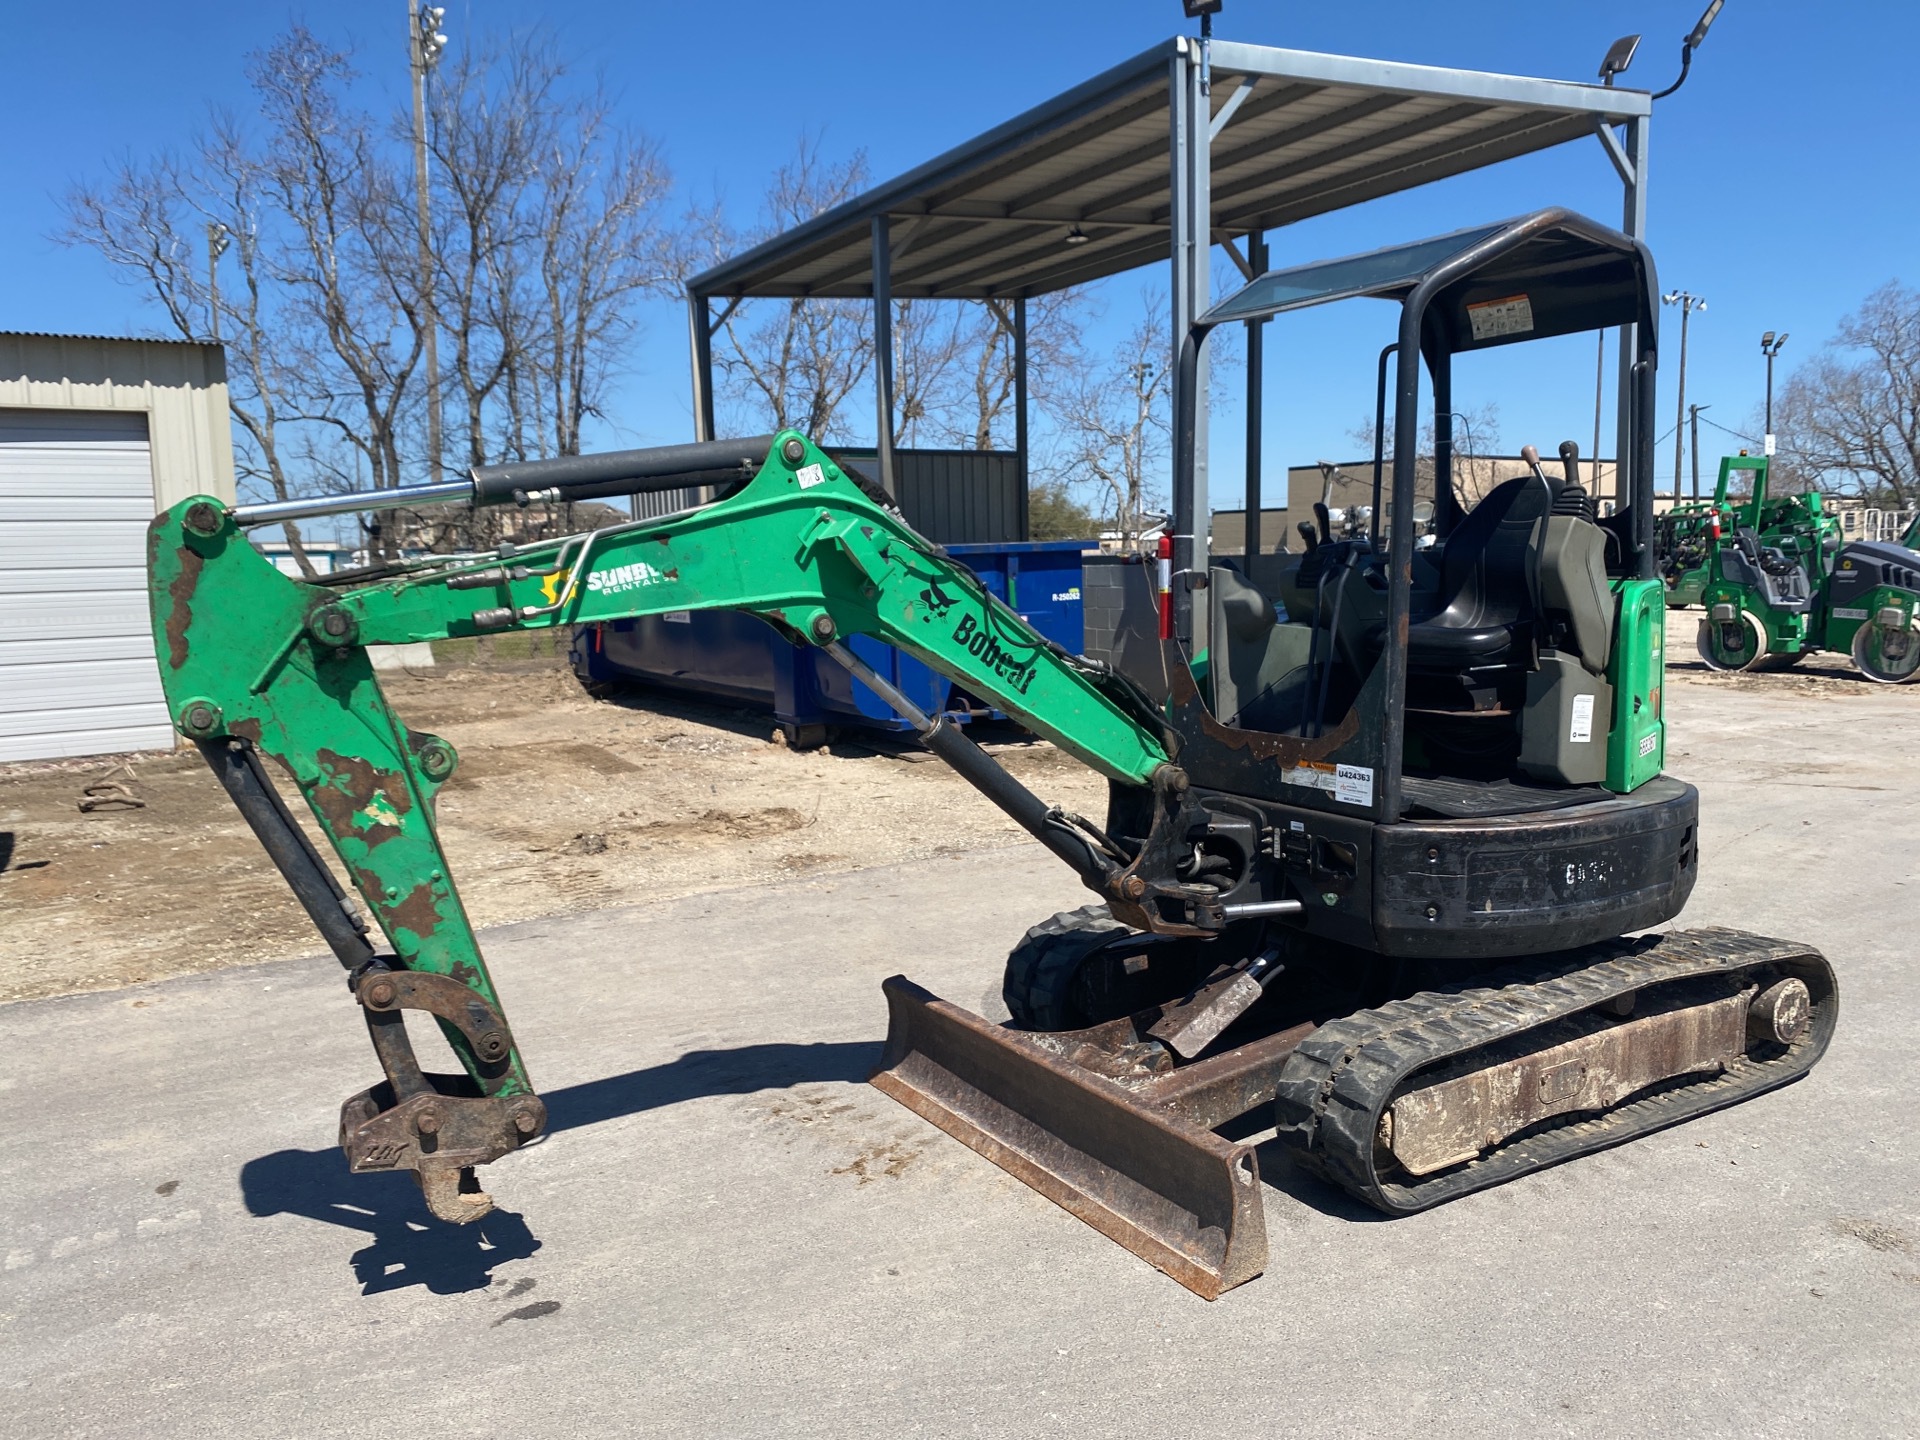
[{"x1": 869, "y1": 976, "x2": 1313, "y2": 1300}]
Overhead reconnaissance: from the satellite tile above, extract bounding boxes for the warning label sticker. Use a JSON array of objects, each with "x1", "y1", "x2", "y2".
[
  {"x1": 1467, "y1": 293, "x2": 1534, "y2": 342},
  {"x1": 1570, "y1": 693, "x2": 1595, "y2": 743},
  {"x1": 796, "y1": 462, "x2": 827, "y2": 489},
  {"x1": 1281, "y1": 762, "x2": 1336, "y2": 794},
  {"x1": 1282, "y1": 761, "x2": 1375, "y2": 807}
]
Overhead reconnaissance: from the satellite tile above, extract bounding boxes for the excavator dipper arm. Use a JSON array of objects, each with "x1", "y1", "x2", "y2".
[{"x1": 147, "y1": 432, "x2": 1181, "y2": 1220}]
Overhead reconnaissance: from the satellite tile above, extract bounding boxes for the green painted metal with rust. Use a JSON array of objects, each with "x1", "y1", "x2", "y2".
[{"x1": 147, "y1": 433, "x2": 1168, "y2": 1101}]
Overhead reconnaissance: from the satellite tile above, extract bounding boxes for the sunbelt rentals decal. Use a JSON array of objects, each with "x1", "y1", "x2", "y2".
[{"x1": 586, "y1": 560, "x2": 669, "y2": 596}]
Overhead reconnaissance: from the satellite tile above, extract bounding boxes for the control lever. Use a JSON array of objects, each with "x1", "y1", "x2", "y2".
[
  {"x1": 1296, "y1": 521, "x2": 1319, "y2": 553},
  {"x1": 1313, "y1": 459, "x2": 1341, "y2": 546},
  {"x1": 1558, "y1": 440, "x2": 1582, "y2": 488},
  {"x1": 1521, "y1": 444, "x2": 1550, "y2": 485}
]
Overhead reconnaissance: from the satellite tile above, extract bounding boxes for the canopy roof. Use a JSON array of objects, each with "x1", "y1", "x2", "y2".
[
  {"x1": 688, "y1": 39, "x2": 1651, "y2": 302},
  {"x1": 1199, "y1": 207, "x2": 1656, "y2": 352}
]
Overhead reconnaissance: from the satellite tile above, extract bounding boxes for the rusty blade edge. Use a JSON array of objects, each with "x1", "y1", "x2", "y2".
[
  {"x1": 869, "y1": 1069, "x2": 1250, "y2": 1301},
  {"x1": 869, "y1": 977, "x2": 1269, "y2": 1300}
]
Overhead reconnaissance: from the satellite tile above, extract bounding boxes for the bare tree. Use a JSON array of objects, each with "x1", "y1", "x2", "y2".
[
  {"x1": 705, "y1": 138, "x2": 874, "y2": 440},
  {"x1": 63, "y1": 21, "x2": 680, "y2": 562},
  {"x1": 419, "y1": 37, "x2": 677, "y2": 548},
  {"x1": 926, "y1": 291, "x2": 1089, "y2": 452},
  {"x1": 1041, "y1": 293, "x2": 1172, "y2": 545},
  {"x1": 1776, "y1": 281, "x2": 1920, "y2": 510},
  {"x1": 62, "y1": 122, "x2": 328, "y2": 575},
  {"x1": 252, "y1": 32, "x2": 424, "y2": 547},
  {"x1": 889, "y1": 299, "x2": 972, "y2": 447}
]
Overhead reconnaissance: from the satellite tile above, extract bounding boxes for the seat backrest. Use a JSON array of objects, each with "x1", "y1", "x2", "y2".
[
  {"x1": 1211, "y1": 563, "x2": 1277, "y2": 646},
  {"x1": 1208, "y1": 565, "x2": 1312, "y2": 729},
  {"x1": 1435, "y1": 474, "x2": 1553, "y2": 628}
]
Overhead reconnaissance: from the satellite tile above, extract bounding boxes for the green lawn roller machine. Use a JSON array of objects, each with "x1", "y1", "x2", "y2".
[
  {"x1": 1697, "y1": 454, "x2": 1920, "y2": 682},
  {"x1": 1659, "y1": 454, "x2": 1838, "y2": 610},
  {"x1": 147, "y1": 209, "x2": 1836, "y2": 1299}
]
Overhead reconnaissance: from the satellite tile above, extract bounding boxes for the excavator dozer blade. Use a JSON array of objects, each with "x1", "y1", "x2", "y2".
[{"x1": 869, "y1": 975, "x2": 1274, "y2": 1300}]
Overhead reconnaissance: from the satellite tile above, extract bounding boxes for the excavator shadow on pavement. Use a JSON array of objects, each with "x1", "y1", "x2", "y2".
[{"x1": 238, "y1": 1040, "x2": 877, "y2": 1294}]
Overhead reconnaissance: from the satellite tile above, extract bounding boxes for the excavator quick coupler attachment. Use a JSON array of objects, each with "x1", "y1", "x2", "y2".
[{"x1": 340, "y1": 967, "x2": 547, "y2": 1223}]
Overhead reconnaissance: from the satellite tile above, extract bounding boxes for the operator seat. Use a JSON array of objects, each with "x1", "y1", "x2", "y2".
[
  {"x1": 1720, "y1": 529, "x2": 1813, "y2": 614},
  {"x1": 1404, "y1": 473, "x2": 1554, "y2": 672}
]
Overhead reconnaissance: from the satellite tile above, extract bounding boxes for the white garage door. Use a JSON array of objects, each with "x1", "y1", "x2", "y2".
[{"x1": 0, "y1": 408, "x2": 174, "y2": 762}]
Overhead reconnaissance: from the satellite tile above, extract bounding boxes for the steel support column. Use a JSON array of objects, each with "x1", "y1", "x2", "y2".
[
  {"x1": 1013, "y1": 296, "x2": 1031, "y2": 540},
  {"x1": 1244, "y1": 231, "x2": 1267, "y2": 562},
  {"x1": 687, "y1": 293, "x2": 716, "y2": 443},
  {"x1": 1614, "y1": 114, "x2": 1649, "y2": 513},
  {"x1": 1169, "y1": 39, "x2": 1211, "y2": 645},
  {"x1": 872, "y1": 215, "x2": 898, "y2": 495}
]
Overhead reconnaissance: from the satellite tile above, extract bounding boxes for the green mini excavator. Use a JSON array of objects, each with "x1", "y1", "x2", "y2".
[{"x1": 147, "y1": 209, "x2": 1836, "y2": 1298}]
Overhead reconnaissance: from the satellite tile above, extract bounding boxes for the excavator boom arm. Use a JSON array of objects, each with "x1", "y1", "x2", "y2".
[{"x1": 146, "y1": 432, "x2": 1171, "y2": 1219}]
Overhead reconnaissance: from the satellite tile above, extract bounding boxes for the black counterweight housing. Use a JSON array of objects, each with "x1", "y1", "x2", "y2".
[{"x1": 1105, "y1": 778, "x2": 1697, "y2": 959}]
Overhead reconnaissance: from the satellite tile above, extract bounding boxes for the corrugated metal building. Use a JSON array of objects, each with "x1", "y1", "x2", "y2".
[{"x1": 0, "y1": 333, "x2": 235, "y2": 762}]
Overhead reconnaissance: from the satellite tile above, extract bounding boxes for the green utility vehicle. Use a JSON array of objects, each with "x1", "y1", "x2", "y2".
[
  {"x1": 147, "y1": 209, "x2": 1835, "y2": 1298},
  {"x1": 1697, "y1": 455, "x2": 1920, "y2": 682}
]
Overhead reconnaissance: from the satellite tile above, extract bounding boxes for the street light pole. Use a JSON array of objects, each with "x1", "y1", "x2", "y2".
[
  {"x1": 206, "y1": 223, "x2": 230, "y2": 344},
  {"x1": 408, "y1": 1, "x2": 448, "y2": 485},
  {"x1": 1760, "y1": 330, "x2": 1789, "y2": 455},
  {"x1": 1662, "y1": 290, "x2": 1705, "y2": 500}
]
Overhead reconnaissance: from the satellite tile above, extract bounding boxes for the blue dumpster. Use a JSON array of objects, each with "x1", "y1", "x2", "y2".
[{"x1": 571, "y1": 540, "x2": 1093, "y2": 741}]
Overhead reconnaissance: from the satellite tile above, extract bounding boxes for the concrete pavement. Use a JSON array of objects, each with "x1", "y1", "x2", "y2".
[{"x1": 2, "y1": 681, "x2": 1918, "y2": 1438}]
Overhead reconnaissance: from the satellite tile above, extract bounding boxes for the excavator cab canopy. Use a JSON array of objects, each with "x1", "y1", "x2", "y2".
[
  {"x1": 1199, "y1": 208, "x2": 1656, "y2": 348},
  {"x1": 1168, "y1": 207, "x2": 1663, "y2": 825}
]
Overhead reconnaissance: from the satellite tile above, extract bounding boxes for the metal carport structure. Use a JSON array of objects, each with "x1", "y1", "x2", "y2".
[{"x1": 684, "y1": 34, "x2": 1653, "y2": 640}]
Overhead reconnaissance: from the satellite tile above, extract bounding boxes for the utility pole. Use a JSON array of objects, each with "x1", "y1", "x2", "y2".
[
  {"x1": 206, "y1": 223, "x2": 231, "y2": 344},
  {"x1": 1662, "y1": 289, "x2": 1705, "y2": 499},
  {"x1": 408, "y1": 1, "x2": 448, "y2": 485},
  {"x1": 1689, "y1": 403, "x2": 1709, "y2": 500},
  {"x1": 1760, "y1": 330, "x2": 1789, "y2": 456}
]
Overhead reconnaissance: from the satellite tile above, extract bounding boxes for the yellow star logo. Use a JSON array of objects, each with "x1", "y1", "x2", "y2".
[{"x1": 538, "y1": 568, "x2": 572, "y2": 605}]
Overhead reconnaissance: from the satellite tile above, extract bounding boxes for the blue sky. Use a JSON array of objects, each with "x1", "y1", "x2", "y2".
[{"x1": 4, "y1": 1, "x2": 1915, "y2": 504}]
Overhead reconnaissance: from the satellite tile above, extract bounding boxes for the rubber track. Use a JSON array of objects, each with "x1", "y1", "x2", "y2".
[
  {"x1": 1001, "y1": 905, "x2": 1127, "y2": 1031},
  {"x1": 1272, "y1": 926, "x2": 1839, "y2": 1215}
]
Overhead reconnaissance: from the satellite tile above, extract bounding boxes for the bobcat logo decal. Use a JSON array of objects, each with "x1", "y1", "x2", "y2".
[{"x1": 918, "y1": 579, "x2": 958, "y2": 619}]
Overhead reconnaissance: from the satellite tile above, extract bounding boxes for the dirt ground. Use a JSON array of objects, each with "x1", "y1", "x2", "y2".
[
  {"x1": 0, "y1": 609, "x2": 1904, "y2": 1003},
  {"x1": 0, "y1": 651, "x2": 1104, "y2": 1003}
]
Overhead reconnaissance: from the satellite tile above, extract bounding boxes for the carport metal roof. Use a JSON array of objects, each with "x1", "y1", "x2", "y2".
[
  {"x1": 688, "y1": 39, "x2": 1652, "y2": 302},
  {"x1": 684, "y1": 34, "x2": 1655, "y2": 635}
]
